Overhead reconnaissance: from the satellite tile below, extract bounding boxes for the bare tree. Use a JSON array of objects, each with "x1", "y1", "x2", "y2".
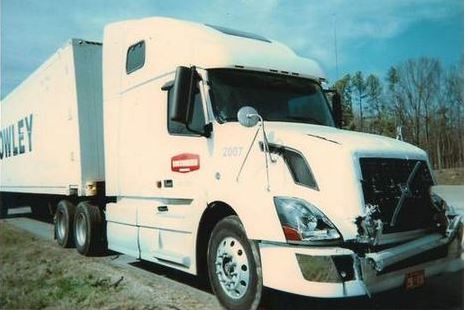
[
  {"x1": 396, "y1": 58, "x2": 440, "y2": 147},
  {"x1": 333, "y1": 57, "x2": 463, "y2": 170},
  {"x1": 366, "y1": 74, "x2": 384, "y2": 134},
  {"x1": 386, "y1": 66, "x2": 407, "y2": 136}
]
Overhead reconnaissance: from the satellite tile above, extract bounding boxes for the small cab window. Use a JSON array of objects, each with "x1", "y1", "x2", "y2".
[
  {"x1": 167, "y1": 86, "x2": 206, "y2": 135},
  {"x1": 126, "y1": 41, "x2": 145, "y2": 74}
]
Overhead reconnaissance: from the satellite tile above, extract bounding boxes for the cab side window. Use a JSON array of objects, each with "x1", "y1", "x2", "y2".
[
  {"x1": 167, "y1": 86, "x2": 206, "y2": 135},
  {"x1": 126, "y1": 41, "x2": 145, "y2": 74}
]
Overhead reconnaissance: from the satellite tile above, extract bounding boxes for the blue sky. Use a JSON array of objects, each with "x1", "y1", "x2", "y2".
[{"x1": 1, "y1": 0, "x2": 463, "y2": 98}]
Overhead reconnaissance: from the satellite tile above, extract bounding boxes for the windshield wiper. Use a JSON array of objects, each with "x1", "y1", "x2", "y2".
[{"x1": 390, "y1": 161, "x2": 422, "y2": 227}]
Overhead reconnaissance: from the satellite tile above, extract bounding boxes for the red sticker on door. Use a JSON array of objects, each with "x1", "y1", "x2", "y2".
[{"x1": 171, "y1": 153, "x2": 200, "y2": 173}]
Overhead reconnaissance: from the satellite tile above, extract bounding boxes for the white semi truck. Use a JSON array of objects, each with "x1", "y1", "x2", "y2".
[{"x1": 0, "y1": 17, "x2": 462, "y2": 309}]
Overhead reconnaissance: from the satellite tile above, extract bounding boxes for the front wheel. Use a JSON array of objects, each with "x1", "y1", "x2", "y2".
[{"x1": 207, "y1": 215, "x2": 263, "y2": 310}]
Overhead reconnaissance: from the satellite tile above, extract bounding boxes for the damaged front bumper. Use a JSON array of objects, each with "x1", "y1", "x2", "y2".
[
  {"x1": 364, "y1": 215, "x2": 462, "y2": 272},
  {"x1": 259, "y1": 217, "x2": 463, "y2": 298}
]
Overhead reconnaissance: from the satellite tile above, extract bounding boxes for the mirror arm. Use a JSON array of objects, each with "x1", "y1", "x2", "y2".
[
  {"x1": 236, "y1": 124, "x2": 261, "y2": 182},
  {"x1": 236, "y1": 113, "x2": 272, "y2": 191},
  {"x1": 259, "y1": 116, "x2": 272, "y2": 192}
]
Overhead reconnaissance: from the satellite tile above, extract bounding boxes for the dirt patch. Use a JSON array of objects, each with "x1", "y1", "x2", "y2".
[
  {"x1": 0, "y1": 222, "x2": 219, "y2": 309},
  {"x1": 434, "y1": 168, "x2": 464, "y2": 185}
]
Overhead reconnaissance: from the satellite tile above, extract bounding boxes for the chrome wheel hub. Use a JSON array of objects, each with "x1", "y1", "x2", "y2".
[
  {"x1": 75, "y1": 213, "x2": 87, "y2": 246},
  {"x1": 215, "y1": 237, "x2": 250, "y2": 299},
  {"x1": 56, "y1": 210, "x2": 66, "y2": 240}
]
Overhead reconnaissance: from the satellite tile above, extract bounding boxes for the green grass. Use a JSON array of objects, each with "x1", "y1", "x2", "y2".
[
  {"x1": 0, "y1": 222, "x2": 218, "y2": 310},
  {"x1": 0, "y1": 223, "x2": 129, "y2": 309}
]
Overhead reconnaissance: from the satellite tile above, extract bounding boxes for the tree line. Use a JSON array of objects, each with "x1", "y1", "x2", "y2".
[{"x1": 332, "y1": 57, "x2": 464, "y2": 169}]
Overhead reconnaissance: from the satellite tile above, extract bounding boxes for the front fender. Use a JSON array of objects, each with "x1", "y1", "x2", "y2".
[{"x1": 206, "y1": 191, "x2": 286, "y2": 242}]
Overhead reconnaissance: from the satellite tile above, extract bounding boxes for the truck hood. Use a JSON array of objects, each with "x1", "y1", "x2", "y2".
[
  {"x1": 262, "y1": 122, "x2": 429, "y2": 240},
  {"x1": 215, "y1": 122, "x2": 430, "y2": 241},
  {"x1": 264, "y1": 122, "x2": 426, "y2": 159}
]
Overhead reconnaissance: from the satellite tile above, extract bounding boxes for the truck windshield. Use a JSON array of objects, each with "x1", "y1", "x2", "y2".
[{"x1": 207, "y1": 69, "x2": 335, "y2": 127}]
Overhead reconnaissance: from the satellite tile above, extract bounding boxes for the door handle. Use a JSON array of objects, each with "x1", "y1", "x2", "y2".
[{"x1": 157, "y1": 205, "x2": 168, "y2": 212}]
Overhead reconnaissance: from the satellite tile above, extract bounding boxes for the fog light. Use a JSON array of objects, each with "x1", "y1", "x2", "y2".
[
  {"x1": 296, "y1": 254, "x2": 341, "y2": 282},
  {"x1": 295, "y1": 254, "x2": 355, "y2": 283}
]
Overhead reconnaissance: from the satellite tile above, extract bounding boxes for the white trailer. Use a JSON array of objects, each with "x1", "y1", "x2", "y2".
[
  {"x1": 0, "y1": 17, "x2": 462, "y2": 310},
  {"x1": 0, "y1": 39, "x2": 104, "y2": 197}
]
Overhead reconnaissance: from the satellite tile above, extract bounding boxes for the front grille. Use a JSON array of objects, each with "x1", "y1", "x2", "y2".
[{"x1": 359, "y1": 158, "x2": 435, "y2": 233}]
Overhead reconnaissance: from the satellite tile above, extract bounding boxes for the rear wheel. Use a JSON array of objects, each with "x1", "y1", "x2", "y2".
[
  {"x1": 55, "y1": 200, "x2": 76, "y2": 247},
  {"x1": 207, "y1": 216, "x2": 263, "y2": 310},
  {"x1": 74, "y1": 202, "x2": 104, "y2": 256}
]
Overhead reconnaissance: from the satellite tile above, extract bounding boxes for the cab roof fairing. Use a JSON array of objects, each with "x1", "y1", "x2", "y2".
[{"x1": 104, "y1": 16, "x2": 326, "y2": 81}]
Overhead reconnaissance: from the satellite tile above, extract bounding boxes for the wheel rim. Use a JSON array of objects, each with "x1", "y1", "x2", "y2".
[
  {"x1": 75, "y1": 212, "x2": 87, "y2": 247},
  {"x1": 56, "y1": 210, "x2": 66, "y2": 240},
  {"x1": 215, "y1": 236, "x2": 250, "y2": 299}
]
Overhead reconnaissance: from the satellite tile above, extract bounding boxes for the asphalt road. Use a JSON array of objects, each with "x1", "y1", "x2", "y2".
[{"x1": 4, "y1": 187, "x2": 465, "y2": 309}]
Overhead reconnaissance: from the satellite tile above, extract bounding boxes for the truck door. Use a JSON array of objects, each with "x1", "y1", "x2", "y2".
[
  {"x1": 138, "y1": 79, "x2": 210, "y2": 271},
  {"x1": 105, "y1": 39, "x2": 150, "y2": 259}
]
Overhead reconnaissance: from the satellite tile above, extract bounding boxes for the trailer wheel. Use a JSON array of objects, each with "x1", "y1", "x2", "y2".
[
  {"x1": 55, "y1": 200, "x2": 76, "y2": 247},
  {"x1": 74, "y1": 202, "x2": 103, "y2": 256},
  {"x1": 207, "y1": 215, "x2": 263, "y2": 310}
]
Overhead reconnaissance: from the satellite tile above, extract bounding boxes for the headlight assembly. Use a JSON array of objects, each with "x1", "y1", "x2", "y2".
[{"x1": 273, "y1": 196, "x2": 341, "y2": 242}]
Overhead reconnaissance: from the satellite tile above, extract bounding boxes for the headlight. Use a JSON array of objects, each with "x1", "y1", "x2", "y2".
[{"x1": 273, "y1": 196, "x2": 341, "y2": 242}]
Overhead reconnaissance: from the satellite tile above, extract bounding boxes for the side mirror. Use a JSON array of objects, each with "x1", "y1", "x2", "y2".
[
  {"x1": 331, "y1": 91, "x2": 343, "y2": 128},
  {"x1": 237, "y1": 106, "x2": 260, "y2": 127},
  {"x1": 169, "y1": 66, "x2": 196, "y2": 124}
]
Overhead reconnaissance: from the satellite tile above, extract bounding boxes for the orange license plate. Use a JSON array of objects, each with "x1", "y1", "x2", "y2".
[{"x1": 405, "y1": 270, "x2": 425, "y2": 290}]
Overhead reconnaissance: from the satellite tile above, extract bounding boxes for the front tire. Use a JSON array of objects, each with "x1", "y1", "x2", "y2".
[
  {"x1": 55, "y1": 200, "x2": 76, "y2": 248},
  {"x1": 207, "y1": 215, "x2": 263, "y2": 310},
  {"x1": 74, "y1": 202, "x2": 104, "y2": 256}
]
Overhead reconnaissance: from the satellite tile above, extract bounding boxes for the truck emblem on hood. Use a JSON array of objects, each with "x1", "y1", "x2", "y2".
[{"x1": 171, "y1": 153, "x2": 200, "y2": 173}]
